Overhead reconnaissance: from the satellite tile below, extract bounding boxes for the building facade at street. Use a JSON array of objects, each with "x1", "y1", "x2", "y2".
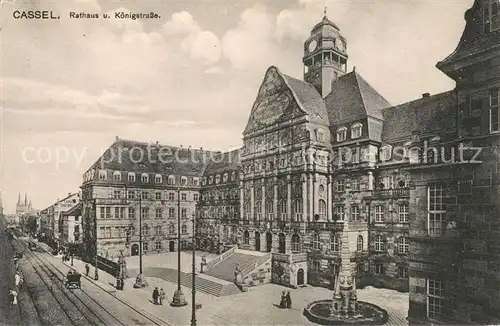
[
  {"x1": 77, "y1": 1, "x2": 498, "y2": 323},
  {"x1": 61, "y1": 203, "x2": 82, "y2": 245},
  {"x1": 40, "y1": 193, "x2": 80, "y2": 246}
]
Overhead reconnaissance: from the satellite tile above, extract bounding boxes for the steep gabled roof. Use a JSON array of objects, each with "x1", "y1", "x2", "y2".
[
  {"x1": 437, "y1": 0, "x2": 500, "y2": 71},
  {"x1": 281, "y1": 73, "x2": 329, "y2": 124},
  {"x1": 203, "y1": 149, "x2": 241, "y2": 175},
  {"x1": 325, "y1": 70, "x2": 391, "y2": 123},
  {"x1": 63, "y1": 203, "x2": 81, "y2": 217},
  {"x1": 92, "y1": 138, "x2": 214, "y2": 176},
  {"x1": 381, "y1": 91, "x2": 457, "y2": 142}
]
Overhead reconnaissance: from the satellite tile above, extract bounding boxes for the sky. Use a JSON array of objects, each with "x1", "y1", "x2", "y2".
[{"x1": 0, "y1": 0, "x2": 472, "y2": 213}]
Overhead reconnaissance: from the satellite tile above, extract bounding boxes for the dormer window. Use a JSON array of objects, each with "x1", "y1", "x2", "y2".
[
  {"x1": 98, "y1": 170, "x2": 107, "y2": 181},
  {"x1": 336, "y1": 127, "x2": 347, "y2": 142},
  {"x1": 181, "y1": 176, "x2": 187, "y2": 185},
  {"x1": 316, "y1": 129, "x2": 325, "y2": 142},
  {"x1": 223, "y1": 173, "x2": 228, "y2": 182},
  {"x1": 215, "y1": 175, "x2": 221, "y2": 184},
  {"x1": 231, "y1": 171, "x2": 236, "y2": 181},
  {"x1": 155, "y1": 174, "x2": 162, "y2": 184},
  {"x1": 380, "y1": 146, "x2": 392, "y2": 161},
  {"x1": 209, "y1": 176, "x2": 213, "y2": 184},
  {"x1": 113, "y1": 171, "x2": 121, "y2": 181},
  {"x1": 193, "y1": 177, "x2": 199, "y2": 186},
  {"x1": 127, "y1": 172, "x2": 135, "y2": 182},
  {"x1": 351, "y1": 123, "x2": 362, "y2": 139},
  {"x1": 168, "y1": 176, "x2": 175, "y2": 185},
  {"x1": 141, "y1": 173, "x2": 149, "y2": 183}
]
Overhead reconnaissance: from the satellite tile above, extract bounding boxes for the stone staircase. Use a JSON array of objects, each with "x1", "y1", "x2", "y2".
[
  {"x1": 205, "y1": 250, "x2": 269, "y2": 283},
  {"x1": 128, "y1": 267, "x2": 241, "y2": 297}
]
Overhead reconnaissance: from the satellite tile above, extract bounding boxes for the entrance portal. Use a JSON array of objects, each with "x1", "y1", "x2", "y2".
[
  {"x1": 297, "y1": 268, "x2": 305, "y2": 285},
  {"x1": 131, "y1": 244, "x2": 139, "y2": 256},
  {"x1": 255, "y1": 231, "x2": 261, "y2": 251},
  {"x1": 266, "y1": 232, "x2": 273, "y2": 252},
  {"x1": 169, "y1": 240, "x2": 175, "y2": 252}
]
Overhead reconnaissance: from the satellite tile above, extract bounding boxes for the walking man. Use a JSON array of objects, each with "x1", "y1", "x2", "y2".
[
  {"x1": 152, "y1": 287, "x2": 159, "y2": 305},
  {"x1": 159, "y1": 288, "x2": 166, "y2": 305},
  {"x1": 85, "y1": 263, "x2": 90, "y2": 277},
  {"x1": 9, "y1": 289, "x2": 18, "y2": 309},
  {"x1": 285, "y1": 291, "x2": 292, "y2": 309}
]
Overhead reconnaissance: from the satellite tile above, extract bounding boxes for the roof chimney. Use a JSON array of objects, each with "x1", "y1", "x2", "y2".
[
  {"x1": 422, "y1": 93, "x2": 430, "y2": 98},
  {"x1": 156, "y1": 141, "x2": 159, "y2": 145}
]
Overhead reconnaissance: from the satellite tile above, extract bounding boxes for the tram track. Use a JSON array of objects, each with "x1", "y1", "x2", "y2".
[{"x1": 16, "y1": 236, "x2": 169, "y2": 326}]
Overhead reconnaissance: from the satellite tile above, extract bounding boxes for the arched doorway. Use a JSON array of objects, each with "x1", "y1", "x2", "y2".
[
  {"x1": 278, "y1": 233, "x2": 286, "y2": 254},
  {"x1": 131, "y1": 244, "x2": 139, "y2": 256},
  {"x1": 255, "y1": 231, "x2": 261, "y2": 251},
  {"x1": 266, "y1": 232, "x2": 273, "y2": 252},
  {"x1": 169, "y1": 240, "x2": 175, "y2": 252},
  {"x1": 297, "y1": 268, "x2": 304, "y2": 285}
]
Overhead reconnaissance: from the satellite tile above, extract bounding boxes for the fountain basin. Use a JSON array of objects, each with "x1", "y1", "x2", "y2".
[{"x1": 303, "y1": 300, "x2": 388, "y2": 325}]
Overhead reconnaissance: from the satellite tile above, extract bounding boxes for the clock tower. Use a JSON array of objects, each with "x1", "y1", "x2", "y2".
[{"x1": 303, "y1": 9, "x2": 348, "y2": 98}]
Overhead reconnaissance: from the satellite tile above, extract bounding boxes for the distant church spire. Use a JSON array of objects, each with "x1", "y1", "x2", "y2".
[
  {"x1": 17, "y1": 193, "x2": 21, "y2": 205},
  {"x1": 29, "y1": 197, "x2": 32, "y2": 209},
  {"x1": 24, "y1": 193, "x2": 28, "y2": 206},
  {"x1": 324, "y1": 5, "x2": 327, "y2": 17}
]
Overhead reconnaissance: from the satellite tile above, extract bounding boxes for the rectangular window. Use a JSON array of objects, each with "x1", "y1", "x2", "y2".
[
  {"x1": 141, "y1": 191, "x2": 148, "y2": 200},
  {"x1": 335, "y1": 180, "x2": 345, "y2": 192},
  {"x1": 351, "y1": 179, "x2": 360, "y2": 191},
  {"x1": 141, "y1": 207, "x2": 149, "y2": 220},
  {"x1": 375, "y1": 263, "x2": 384, "y2": 274},
  {"x1": 335, "y1": 205, "x2": 345, "y2": 221},
  {"x1": 490, "y1": 0, "x2": 500, "y2": 32},
  {"x1": 169, "y1": 208, "x2": 175, "y2": 218},
  {"x1": 105, "y1": 227, "x2": 111, "y2": 238},
  {"x1": 99, "y1": 227, "x2": 105, "y2": 238},
  {"x1": 491, "y1": 88, "x2": 499, "y2": 132},
  {"x1": 105, "y1": 207, "x2": 111, "y2": 219},
  {"x1": 399, "y1": 204, "x2": 409, "y2": 223},
  {"x1": 181, "y1": 208, "x2": 187, "y2": 218},
  {"x1": 99, "y1": 207, "x2": 105, "y2": 219},
  {"x1": 155, "y1": 192, "x2": 162, "y2": 200},
  {"x1": 155, "y1": 240, "x2": 162, "y2": 250},
  {"x1": 168, "y1": 192, "x2": 175, "y2": 201},
  {"x1": 427, "y1": 279, "x2": 445, "y2": 320},
  {"x1": 181, "y1": 193, "x2": 187, "y2": 201},
  {"x1": 142, "y1": 241, "x2": 148, "y2": 252},
  {"x1": 156, "y1": 208, "x2": 163, "y2": 219},
  {"x1": 428, "y1": 185, "x2": 445, "y2": 236},
  {"x1": 128, "y1": 207, "x2": 135, "y2": 219},
  {"x1": 399, "y1": 267, "x2": 408, "y2": 278},
  {"x1": 193, "y1": 194, "x2": 199, "y2": 201},
  {"x1": 127, "y1": 191, "x2": 135, "y2": 200},
  {"x1": 374, "y1": 205, "x2": 384, "y2": 222},
  {"x1": 113, "y1": 190, "x2": 121, "y2": 199},
  {"x1": 351, "y1": 205, "x2": 360, "y2": 220}
]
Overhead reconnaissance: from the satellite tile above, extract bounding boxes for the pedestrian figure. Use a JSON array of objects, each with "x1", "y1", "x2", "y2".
[
  {"x1": 279, "y1": 291, "x2": 287, "y2": 308},
  {"x1": 286, "y1": 291, "x2": 292, "y2": 309},
  {"x1": 15, "y1": 273, "x2": 20, "y2": 287},
  {"x1": 85, "y1": 264, "x2": 90, "y2": 276},
  {"x1": 9, "y1": 290, "x2": 17, "y2": 309},
  {"x1": 152, "y1": 287, "x2": 159, "y2": 305},
  {"x1": 159, "y1": 288, "x2": 166, "y2": 305}
]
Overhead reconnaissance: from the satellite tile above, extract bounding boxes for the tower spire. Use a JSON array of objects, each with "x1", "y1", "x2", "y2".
[
  {"x1": 24, "y1": 193, "x2": 28, "y2": 206},
  {"x1": 323, "y1": 5, "x2": 327, "y2": 18},
  {"x1": 17, "y1": 193, "x2": 21, "y2": 205}
]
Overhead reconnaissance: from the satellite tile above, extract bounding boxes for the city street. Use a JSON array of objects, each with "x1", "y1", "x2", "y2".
[{"x1": 0, "y1": 218, "x2": 21, "y2": 325}]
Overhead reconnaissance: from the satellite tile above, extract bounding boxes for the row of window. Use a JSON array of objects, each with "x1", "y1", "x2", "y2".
[
  {"x1": 137, "y1": 239, "x2": 190, "y2": 251},
  {"x1": 336, "y1": 123, "x2": 362, "y2": 142},
  {"x1": 98, "y1": 170, "x2": 200, "y2": 185},
  {"x1": 99, "y1": 224, "x2": 189, "y2": 238},
  {"x1": 373, "y1": 204, "x2": 409, "y2": 223},
  {"x1": 203, "y1": 171, "x2": 238, "y2": 185},
  {"x1": 112, "y1": 190, "x2": 199, "y2": 202},
  {"x1": 98, "y1": 206, "x2": 191, "y2": 219}
]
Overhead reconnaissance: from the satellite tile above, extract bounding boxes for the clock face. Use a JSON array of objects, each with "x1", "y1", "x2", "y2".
[
  {"x1": 308, "y1": 40, "x2": 318, "y2": 53},
  {"x1": 336, "y1": 38, "x2": 344, "y2": 51}
]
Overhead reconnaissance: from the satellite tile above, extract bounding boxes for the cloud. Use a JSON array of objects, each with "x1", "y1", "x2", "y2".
[{"x1": 163, "y1": 11, "x2": 221, "y2": 65}]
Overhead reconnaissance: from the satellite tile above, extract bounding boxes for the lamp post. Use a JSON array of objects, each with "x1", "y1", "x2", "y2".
[
  {"x1": 93, "y1": 198, "x2": 99, "y2": 281},
  {"x1": 133, "y1": 189, "x2": 147, "y2": 288},
  {"x1": 191, "y1": 209, "x2": 197, "y2": 326},
  {"x1": 171, "y1": 187, "x2": 187, "y2": 306}
]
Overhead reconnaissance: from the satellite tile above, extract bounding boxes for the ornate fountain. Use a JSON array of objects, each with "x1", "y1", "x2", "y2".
[{"x1": 303, "y1": 219, "x2": 388, "y2": 325}]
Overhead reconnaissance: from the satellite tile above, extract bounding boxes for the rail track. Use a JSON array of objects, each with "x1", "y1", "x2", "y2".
[{"x1": 15, "y1": 236, "x2": 169, "y2": 326}]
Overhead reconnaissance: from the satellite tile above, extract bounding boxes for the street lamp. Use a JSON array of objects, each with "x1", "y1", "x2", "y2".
[
  {"x1": 133, "y1": 189, "x2": 147, "y2": 288},
  {"x1": 171, "y1": 187, "x2": 187, "y2": 307},
  {"x1": 191, "y1": 209, "x2": 197, "y2": 326},
  {"x1": 93, "y1": 198, "x2": 99, "y2": 281}
]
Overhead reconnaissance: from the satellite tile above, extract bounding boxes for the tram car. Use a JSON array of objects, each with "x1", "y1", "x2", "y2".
[
  {"x1": 64, "y1": 270, "x2": 81, "y2": 289},
  {"x1": 28, "y1": 241, "x2": 37, "y2": 251}
]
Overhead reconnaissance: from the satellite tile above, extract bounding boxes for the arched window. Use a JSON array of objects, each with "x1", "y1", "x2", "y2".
[
  {"x1": 279, "y1": 201, "x2": 287, "y2": 220},
  {"x1": 141, "y1": 173, "x2": 149, "y2": 183},
  {"x1": 380, "y1": 145, "x2": 392, "y2": 161},
  {"x1": 244, "y1": 202, "x2": 251, "y2": 219},
  {"x1": 336, "y1": 127, "x2": 347, "y2": 142},
  {"x1": 398, "y1": 236, "x2": 409, "y2": 254},
  {"x1": 127, "y1": 172, "x2": 135, "y2": 182},
  {"x1": 266, "y1": 200, "x2": 274, "y2": 219},
  {"x1": 255, "y1": 201, "x2": 262, "y2": 220},
  {"x1": 291, "y1": 233, "x2": 301, "y2": 253},
  {"x1": 168, "y1": 176, "x2": 175, "y2": 185},
  {"x1": 155, "y1": 174, "x2": 162, "y2": 183},
  {"x1": 330, "y1": 234, "x2": 340, "y2": 252},
  {"x1": 278, "y1": 233, "x2": 286, "y2": 253},
  {"x1": 113, "y1": 171, "x2": 121, "y2": 181},
  {"x1": 319, "y1": 200, "x2": 327, "y2": 220},
  {"x1": 374, "y1": 235, "x2": 384, "y2": 252},
  {"x1": 313, "y1": 233, "x2": 321, "y2": 250},
  {"x1": 293, "y1": 199, "x2": 303, "y2": 221},
  {"x1": 351, "y1": 123, "x2": 362, "y2": 139},
  {"x1": 98, "y1": 170, "x2": 107, "y2": 181},
  {"x1": 169, "y1": 225, "x2": 175, "y2": 234},
  {"x1": 142, "y1": 225, "x2": 149, "y2": 236},
  {"x1": 181, "y1": 224, "x2": 187, "y2": 234},
  {"x1": 357, "y1": 235, "x2": 364, "y2": 252},
  {"x1": 243, "y1": 230, "x2": 250, "y2": 245}
]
